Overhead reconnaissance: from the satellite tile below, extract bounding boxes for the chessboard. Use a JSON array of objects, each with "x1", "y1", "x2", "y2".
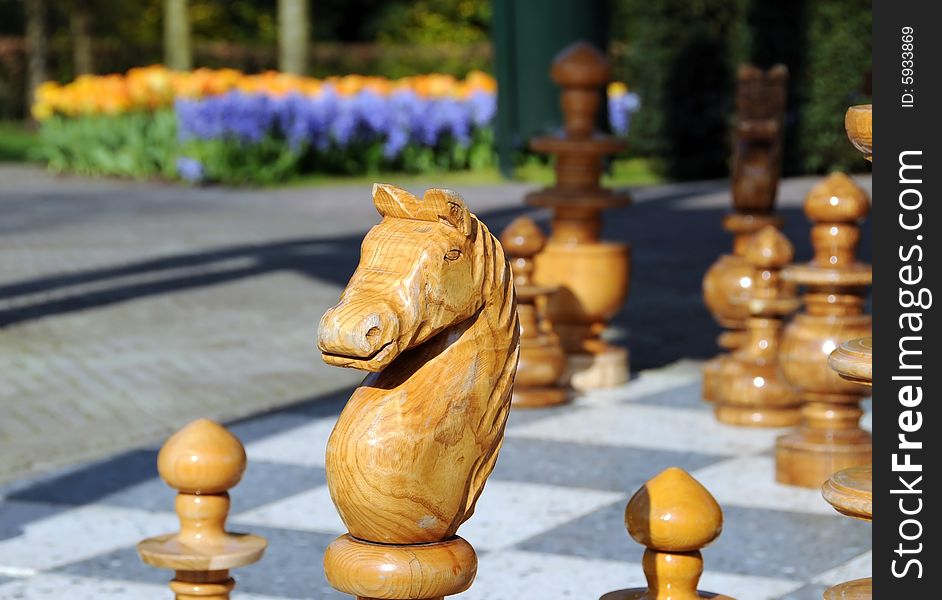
[{"x1": 0, "y1": 361, "x2": 871, "y2": 600}]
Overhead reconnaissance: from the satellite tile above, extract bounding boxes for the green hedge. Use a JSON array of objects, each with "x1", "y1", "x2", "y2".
[{"x1": 611, "y1": 0, "x2": 871, "y2": 179}]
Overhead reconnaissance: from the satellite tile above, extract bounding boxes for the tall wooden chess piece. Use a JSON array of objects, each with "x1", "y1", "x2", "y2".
[
  {"x1": 317, "y1": 184, "x2": 519, "y2": 600},
  {"x1": 702, "y1": 64, "x2": 788, "y2": 403},
  {"x1": 526, "y1": 41, "x2": 632, "y2": 391},
  {"x1": 775, "y1": 172, "x2": 872, "y2": 488},
  {"x1": 601, "y1": 468, "x2": 735, "y2": 600},
  {"x1": 138, "y1": 419, "x2": 267, "y2": 600},
  {"x1": 714, "y1": 226, "x2": 800, "y2": 426},
  {"x1": 819, "y1": 103, "x2": 873, "y2": 600},
  {"x1": 501, "y1": 217, "x2": 569, "y2": 407}
]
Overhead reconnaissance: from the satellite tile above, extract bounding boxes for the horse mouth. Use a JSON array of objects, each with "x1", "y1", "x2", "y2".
[{"x1": 320, "y1": 340, "x2": 398, "y2": 371}]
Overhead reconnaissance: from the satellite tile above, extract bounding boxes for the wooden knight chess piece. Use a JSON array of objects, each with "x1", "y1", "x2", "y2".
[
  {"x1": 601, "y1": 467, "x2": 735, "y2": 600},
  {"x1": 818, "y1": 103, "x2": 873, "y2": 600},
  {"x1": 526, "y1": 41, "x2": 632, "y2": 391},
  {"x1": 775, "y1": 172, "x2": 872, "y2": 488},
  {"x1": 713, "y1": 226, "x2": 800, "y2": 426},
  {"x1": 501, "y1": 217, "x2": 568, "y2": 407},
  {"x1": 317, "y1": 184, "x2": 519, "y2": 600},
  {"x1": 702, "y1": 64, "x2": 788, "y2": 403},
  {"x1": 137, "y1": 419, "x2": 267, "y2": 600}
]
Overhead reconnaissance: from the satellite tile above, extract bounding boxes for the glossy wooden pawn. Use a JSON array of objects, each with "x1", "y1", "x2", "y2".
[
  {"x1": 526, "y1": 41, "x2": 632, "y2": 390},
  {"x1": 714, "y1": 226, "x2": 800, "y2": 426},
  {"x1": 601, "y1": 468, "x2": 735, "y2": 600},
  {"x1": 137, "y1": 419, "x2": 267, "y2": 600},
  {"x1": 775, "y1": 173, "x2": 872, "y2": 488},
  {"x1": 501, "y1": 217, "x2": 568, "y2": 407}
]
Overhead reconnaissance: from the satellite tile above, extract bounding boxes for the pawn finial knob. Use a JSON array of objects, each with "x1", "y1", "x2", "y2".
[
  {"x1": 138, "y1": 419, "x2": 266, "y2": 600},
  {"x1": 804, "y1": 172, "x2": 870, "y2": 224},
  {"x1": 501, "y1": 216, "x2": 547, "y2": 286},
  {"x1": 602, "y1": 468, "x2": 734, "y2": 600},
  {"x1": 550, "y1": 41, "x2": 612, "y2": 138},
  {"x1": 744, "y1": 225, "x2": 794, "y2": 271}
]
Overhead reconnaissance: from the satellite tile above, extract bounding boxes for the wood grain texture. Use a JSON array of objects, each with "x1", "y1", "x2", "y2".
[
  {"x1": 844, "y1": 104, "x2": 872, "y2": 161},
  {"x1": 714, "y1": 227, "x2": 800, "y2": 427},
  {"x1": 824, "y1": 577, "x2": 872, "y2": 600},
  {"x1": 601, "y1": 468, "x2": 735, "y2": 600},
  {"x1": 137, "y1": 419, "x2": 266, "y2": 599},
  {"x1": 525, "y1": 41, "x2": 631, "y2": 389},
  {"x1": 776, "y1": 173, "x2": 872, "y2": 488},
  {"x1": 324, "y1": 535, "x2": 476, "y2": 600},
  {"x1": 501, "y1": 217, "x2": 569, "y2": 407},
  {"x1": 828, "y1": 337, "x2": 873, "y2": 387},
  {"x1": 822, "y1": 465, "x2": 872, "y2": 521},
  {"x1": 318, "y1": 185, "x2": 518, "y2": 545}
]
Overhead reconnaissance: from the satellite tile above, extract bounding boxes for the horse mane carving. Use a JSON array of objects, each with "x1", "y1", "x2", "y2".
[{"x1": 317, "y1": 184, "x2": 519, "y2": 544}]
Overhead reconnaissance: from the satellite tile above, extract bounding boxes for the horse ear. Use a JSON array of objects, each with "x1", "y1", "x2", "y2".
[
  {"x1": 372, "y1": 183, "x2": 420, "y2": 218},
  {"x1": 425, "y1": 188, "x2": 473, "y2": 237}
]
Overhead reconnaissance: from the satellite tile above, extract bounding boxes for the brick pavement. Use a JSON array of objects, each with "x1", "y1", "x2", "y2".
[{"x1": 0, "y1": 165, "x2": 871, "y2": 483}]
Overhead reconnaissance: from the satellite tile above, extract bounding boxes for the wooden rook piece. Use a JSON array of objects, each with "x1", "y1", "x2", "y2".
[
  {"x1": 137, "y1": 419, "x2": 267, "y2": 600},
  {"x1": 818, "y1": 103, "x2": 874, "y2": 600},
  {"x1": 714, "y1": 226, "x2": 800, "y2": 426},
  {"x1": 775, "y1": 172, "x2": 872, "y2": 488},
  {"x1": 702, "y1": 64, "x2": 788, "y2": 404},
  {"x1": 501, "y1": 217, "x2": 569, "y2": 407},
  {"x1": 526, "y1": 41, "x2": 632, "y2": 391},
  {"x1": 601, "y1": 467, "x2": 735, "y2": 600},
  {"x1": 317, "y1": 184, "x2": 519, "y2": 600}
]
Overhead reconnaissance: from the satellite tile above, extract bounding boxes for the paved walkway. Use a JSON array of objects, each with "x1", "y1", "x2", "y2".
[{"x1": 0, "y1": 165, "x2": 871, "y2": 482}]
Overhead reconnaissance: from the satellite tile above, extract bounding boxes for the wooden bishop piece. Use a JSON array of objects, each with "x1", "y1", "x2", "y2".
[
  {"x1": 775, "y1": 172, "x2": 872, "y2": 488},
  {"x1": 138, "y1": 419, "x2": 267, "y2": 600},
  {"x1": 601, "y1": 468, "x2": 735, "y2": 600},
  {"x1": 501, "y1": 217, "x2": 568, "y2": 407}
]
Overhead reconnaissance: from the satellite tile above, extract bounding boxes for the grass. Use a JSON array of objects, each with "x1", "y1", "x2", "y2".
[
  {"x1": 286, "y1": 157, "x2": 664, "y2": 188},
  {"x1": 0, "y1": 121, "x2": 40, "y2": 162},
  {"x1": 1, "y1": 117, "x2": 663, "y2": 188}
]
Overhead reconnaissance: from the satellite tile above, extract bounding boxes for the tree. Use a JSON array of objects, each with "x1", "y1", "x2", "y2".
[
  {"x1": 164, "y1": 0, "x2": 192, "y2": 70},
  {"x1": 24, "y1": 0, "x2": 48, "y2": 117},
  {"x1": 278, "y1": 0, "x2": 309, "y2": 75},
  {"x1": 71, "y1": 0, "x2": 95, "y2": 75}
]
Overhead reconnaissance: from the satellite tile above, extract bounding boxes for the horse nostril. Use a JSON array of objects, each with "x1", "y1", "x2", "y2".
[{"x1": 365, "y1": 327, "x2": 381, "y2": 342}]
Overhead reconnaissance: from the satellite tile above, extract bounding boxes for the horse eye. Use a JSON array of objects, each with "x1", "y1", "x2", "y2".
[{"x1": 444, "y1": 249, "x2": 462, "y2": 261}]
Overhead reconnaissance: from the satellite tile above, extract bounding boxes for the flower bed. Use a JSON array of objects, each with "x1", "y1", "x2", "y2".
[{"x1": 33, "y1": 66, "x2": 640, "y2": 184}]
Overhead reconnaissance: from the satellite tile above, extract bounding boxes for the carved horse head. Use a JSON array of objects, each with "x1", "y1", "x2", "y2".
[{"x1": 318, "y1": 184, "x2": 490, "y2": 372}]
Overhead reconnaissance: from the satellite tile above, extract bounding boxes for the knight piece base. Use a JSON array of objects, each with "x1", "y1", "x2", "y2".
[
  {"x1": 775, "y1": 429, "x2": 872, "y2": 489},
  {"x1": 324, "y1": 534, "x2": 477, "y2": 600},
  {"x1": 715, "y1": 404, "x2": 800, "y2": 428},
  {"x1": 568, "y1": 346, "x2": 629, "y2": 391},
  {"x1": 602, "y1": 589, "x2": 735, "y2": 600},
  {"x1": 824, "y1": 577, "x2": 872, "y2": 600}
]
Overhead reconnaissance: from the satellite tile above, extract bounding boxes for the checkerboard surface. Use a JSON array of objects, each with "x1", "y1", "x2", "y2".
[{"x1": 0, "y1": 361, "x2": 871, "y2": 600}]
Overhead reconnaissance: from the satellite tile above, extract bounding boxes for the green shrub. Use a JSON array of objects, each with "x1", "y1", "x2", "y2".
[{"x1": 37, "y1": 110, "x2": 177, "y2": 178}]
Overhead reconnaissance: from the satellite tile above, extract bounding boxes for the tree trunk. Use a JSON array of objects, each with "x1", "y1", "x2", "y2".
[
  {"x1": 25, "y1": 0, "x2": 48, "y2": 118},
  {"x1": 164, "y1": 0, "x2": 192, "y2": 71},
  {"x1": 71, "y1": 0, "x2": 95, "y2": 75},
  {"x1": 278, "y1": 0, "x2": 309, "y2": 75}
]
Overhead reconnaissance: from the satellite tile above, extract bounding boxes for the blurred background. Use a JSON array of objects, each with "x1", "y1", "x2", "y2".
[{"x1": 0, "y1": 0, "x2": 871, "y2": 183}]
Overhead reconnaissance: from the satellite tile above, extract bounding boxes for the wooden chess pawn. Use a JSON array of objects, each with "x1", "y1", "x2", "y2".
[
  {"x1": 526, "y1": 41, "x2": 632, "y2": 391},
  {"x1": 702, "y1": 64, "x2": 788, "y2": 403},
  {"x1": 501, "y1": 217, "x2": 569, "y2": 407},
  {"x1": 713, "y1": 226, "x2": 800, "y2": 426},
  {"x1": 775, "y1": 172, "x2": 872, "y2": 488},
  {"x1": 137, "y1": 419, "x2": 267, "y2": 600},
  {"x1": 601, "y1": 467, "x2": 735, "y2": 600},
  {"x1": 318, "y1": 185, "x2": 519, "y2": 599}
]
